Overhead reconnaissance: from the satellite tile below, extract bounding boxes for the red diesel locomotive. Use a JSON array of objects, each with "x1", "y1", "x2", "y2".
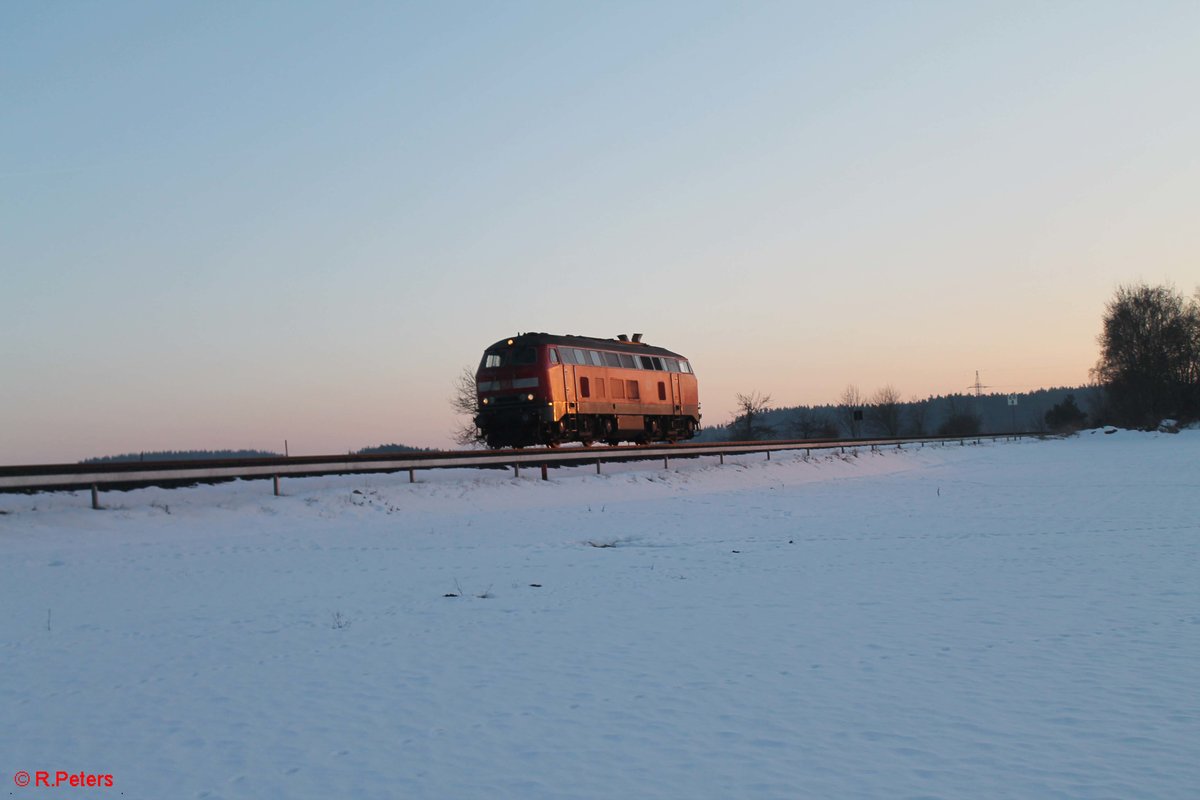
[{"x1": 474, "y1": 333, "x2": 701, "y2": 448}]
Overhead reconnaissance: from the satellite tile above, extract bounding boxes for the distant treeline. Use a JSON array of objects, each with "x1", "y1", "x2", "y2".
[
  {"x1": 697, "y1": 386, "x2": 1101, "y2": 442},
  {"x1": 352, "y1": 443, "x2": 434, "y2": 455},
  {"x1": 83, "y1": 443, "x2": 432, "y2": 463},
  {"x1": 704, "y1": 281, "x2": 1199, "y2": 441},
  {"x1": 82, "y1": 449, "x2": 282, "y2": 464}
]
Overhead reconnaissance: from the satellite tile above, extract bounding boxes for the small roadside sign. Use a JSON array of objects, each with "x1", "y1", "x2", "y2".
[{"x1": 1007, "y1": 394, "x2": 1018, "y2": 406}]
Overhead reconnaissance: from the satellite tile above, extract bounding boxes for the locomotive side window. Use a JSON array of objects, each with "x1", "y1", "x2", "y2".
[
  {"x1": 657, "y1": 381, "x2": 666, "y2": 400},
  {"x1": 652, "y1": 357, "x2": 664, "y2": 370},
  {"x1": 626, "y1": 380, "x2": 640, "y2": 399},
  {"x1": 665, "y1": 358, "x2": 679, "y2": 372},
  {"x1": 580, "y1": 377, "x2": 590, "y2": 398},
  {"x1": 589, "y1": 350, "x2": 603, "y2": 367},
  {"x1": 679, "y1": 361, "x2": 692, "y2": 374},
  {"x1": 603, "y1": 351, "x2": 621, "y2": 368},
  {"x1": 573, "y1": 348, "x2": 586, "y2": 364},
  {"x1": 549, "y1": 349, "x2": 559, "y2": 364},
  {"x1": 610, "y1": 379, "x2": 625, "y2": 399},
  {"x1": 559, "y1": 349, "x2": 577, "y2": 365},
  {"x1": 639, "y1": 356, "x2": 655, "y2": 370},
  {"x1": 618, "y1": 354, "x2": 635, "y2": 369}
]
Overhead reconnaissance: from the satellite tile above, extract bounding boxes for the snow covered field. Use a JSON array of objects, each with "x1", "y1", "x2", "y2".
[{"x1": 2, "y1": 431, "x2": 1197, "y2": 799}]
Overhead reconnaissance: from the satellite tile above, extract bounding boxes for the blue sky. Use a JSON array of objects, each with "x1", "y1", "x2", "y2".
[{"x1": 3, "y1": 1, "x2": 1198, "y2": 462}]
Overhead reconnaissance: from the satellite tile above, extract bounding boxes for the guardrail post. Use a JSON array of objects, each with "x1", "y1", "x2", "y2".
[
  {"x1": 719, "y1": 453, "x2": 724, "y2": 465},
  {"x1": 663, "y1": 456, "x2": 668, "y2": 469},
  {"x1": 273, "y1": 475, "x2": 280, "y2": 496},
  {"x1": 409, "y1": 468, "x2": 415, "y2": 483},
  {"x1": 596, "y1": 459, "x2": 601, "y2": 475},
  {"x1": 91, "y1": 484, "x2": 100, "y2": 510},
  {"x1": 766, "y1": 451, "x2": 771, "y2": 461},
  {"x1": 513, "y1": 464, "x2": 519, "y2": 478},
  {"x1": 540, "y1": 464, "x2": 548, "y2": 481}
]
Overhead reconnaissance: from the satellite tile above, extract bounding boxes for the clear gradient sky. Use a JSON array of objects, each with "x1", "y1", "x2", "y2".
[{"x1": 3, "y1": 1, "x2": 1198, "y2": 464}]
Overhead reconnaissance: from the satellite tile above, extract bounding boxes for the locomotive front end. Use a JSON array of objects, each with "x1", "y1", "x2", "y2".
[{"x1": 474, "y1": 337, "x2": 555, "y2": 448}]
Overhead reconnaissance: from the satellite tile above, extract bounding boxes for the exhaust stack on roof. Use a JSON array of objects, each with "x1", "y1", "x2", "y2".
[
  {"x1": 617, "y1": 334, "x2": 630, "y2": 342},
  {"x1": 631, "y1": 333, "x2": 643, "y2": 343}
]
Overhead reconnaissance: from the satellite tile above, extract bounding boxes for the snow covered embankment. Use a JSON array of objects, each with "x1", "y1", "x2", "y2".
[{"x1": 1, "y1": 431, "x2": 1197, "y2": 799}]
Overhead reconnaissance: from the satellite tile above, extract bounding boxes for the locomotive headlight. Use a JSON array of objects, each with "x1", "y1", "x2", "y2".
[
  {"x1": 507, "y1": 338, "x2": 514, "y2": 345},
  {"x1": 481, "y1": 397, "x2": 489, "y2": 405},
  {"x1": 526, "y1": 393, "x2": 535, "y2": 401}
]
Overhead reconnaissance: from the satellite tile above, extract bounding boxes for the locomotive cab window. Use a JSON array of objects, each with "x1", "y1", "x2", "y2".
[
  {"x1": 665, "y1": 358, "x2": 679, "y2": 372},
  {"x1": 483, "y1": 347, "x2": 537, "y2": 368},
  {"x1": 549, "y1": 349, "x2": 559, "y2": 364}
]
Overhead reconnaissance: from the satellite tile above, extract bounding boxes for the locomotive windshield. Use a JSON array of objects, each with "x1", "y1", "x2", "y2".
[{"x1": 482, "y1": 346, "x2": 537, "y2": 369}]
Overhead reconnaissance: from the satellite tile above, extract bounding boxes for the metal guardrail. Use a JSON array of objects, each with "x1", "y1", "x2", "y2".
[{"x1": 0, "y1": 433, "x2": 1044, "y2": 508}]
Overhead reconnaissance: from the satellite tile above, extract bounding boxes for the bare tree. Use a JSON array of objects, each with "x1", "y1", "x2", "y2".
[
  {"x1": 1091, "y1": 283, "x2": 1200, "y2": 426},
  {"x1": 867, "y1": 385, "x2": 903, "y2": 436},
  {"x1": 789, "y1": 408, "x2": 837, "y2": 439},
  {"x1": 728, "y1": 392, "x2": 775, "y2": 441},
  {"x1": 837, "y1": 384, "x2": 864, "y2": 438},
  {"x1": 450, "y1": 367, "x2": 485, "y2": 447}
]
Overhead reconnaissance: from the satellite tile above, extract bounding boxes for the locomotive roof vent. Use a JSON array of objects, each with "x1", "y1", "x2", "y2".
[
  {"x1": 617, "y1": 334, "x2": 629, "y2": 341},
  {"x1": 632, "y1": 333, "x2": 643, "y2": 343}
]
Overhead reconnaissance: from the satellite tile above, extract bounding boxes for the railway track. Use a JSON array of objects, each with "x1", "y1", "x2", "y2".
[{"x1": 0, "y1": 433, "x2": 1045, "y2": 508}]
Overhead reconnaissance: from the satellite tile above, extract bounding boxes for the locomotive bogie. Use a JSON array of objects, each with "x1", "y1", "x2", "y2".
[{"x1": 474, "y1": 333, "x2": 700, "y2": 448}]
